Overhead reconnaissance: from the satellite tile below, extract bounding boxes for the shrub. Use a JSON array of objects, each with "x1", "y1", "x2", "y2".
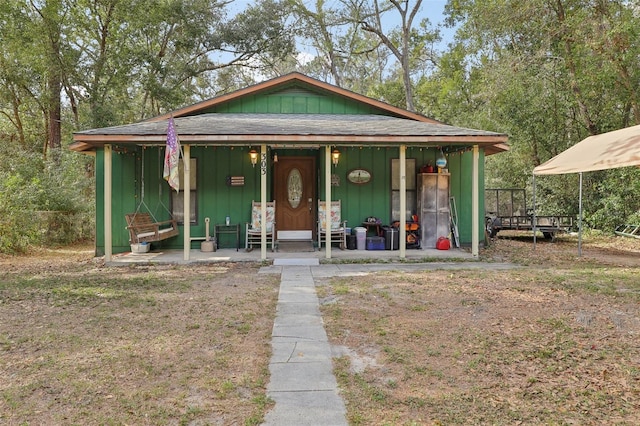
[{"x1": 0, "y1": 148, "x2": 95, "y2": 253}]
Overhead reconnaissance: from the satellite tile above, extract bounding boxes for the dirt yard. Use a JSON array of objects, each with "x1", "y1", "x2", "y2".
[
  {"x1": 0, "y1": 233, "x2": 639, "y2": 425},
  {"x1": 318, "y1": 233, "x2": 640, "y2": 425},
  {"x1": 0, "y1": 245, "x2": 280, "y2": 425}
]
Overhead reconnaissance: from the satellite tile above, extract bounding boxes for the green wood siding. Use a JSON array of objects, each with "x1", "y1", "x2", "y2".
[
  {"x1": 201, "y1": 86, "x2": 385, "y2": 115},
  {"x1": 95, "y1": 148, "x2": 138, "y2": 255}
]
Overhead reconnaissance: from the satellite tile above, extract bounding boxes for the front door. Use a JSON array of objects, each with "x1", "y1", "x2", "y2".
[{"x1": 274, "y1": 156, "x2": 316, "y2": 240}]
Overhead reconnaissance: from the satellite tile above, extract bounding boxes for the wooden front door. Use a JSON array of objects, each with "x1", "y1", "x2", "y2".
[{"x1": 274, "y1": 156, "x2": 316, "y2": 239}]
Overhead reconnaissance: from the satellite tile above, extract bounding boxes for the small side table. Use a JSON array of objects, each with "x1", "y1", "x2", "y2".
[
  {"x1": 214, "y1": 223, "x2": 240, "y2": 251},
  {"x1": 362, "y1": 222, "x2": 383, "y2": 237}
]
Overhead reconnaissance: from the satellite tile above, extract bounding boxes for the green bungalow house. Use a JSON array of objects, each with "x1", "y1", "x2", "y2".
[{"x1": 71, "y1": 72, "x2": 508, "y2": 261}]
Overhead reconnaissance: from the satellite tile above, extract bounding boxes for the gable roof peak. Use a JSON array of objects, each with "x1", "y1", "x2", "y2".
[{"x1": 149, "y1": 72, "x2": 440, "y2": 124}]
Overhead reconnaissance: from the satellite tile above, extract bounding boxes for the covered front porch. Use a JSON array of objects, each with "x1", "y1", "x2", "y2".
[{"x1": 101, "y1": 142, "x2": 484, "y2": 263}]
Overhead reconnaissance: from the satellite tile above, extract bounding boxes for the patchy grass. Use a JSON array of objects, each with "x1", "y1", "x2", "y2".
[
  {"x1": 0, "y1": 248, "x2": 279, "y2": 425},
  {"x1": 320, "y1": 234, "x2": 640, "y2": 425},
  {"x1": 2, "y1": 234, "x2": 640, "y2": 425}
]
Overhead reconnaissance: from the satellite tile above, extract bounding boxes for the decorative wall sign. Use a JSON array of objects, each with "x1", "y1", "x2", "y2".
[
  {"x1": 226, "y1": 176, "x2": 245, "y2": 186},
  {"x1": 347, "y1": 168, "x2": 372, "y2": 184}
]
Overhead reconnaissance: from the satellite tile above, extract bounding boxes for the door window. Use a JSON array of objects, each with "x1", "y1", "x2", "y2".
[{"x1": 287, "y1": 168, "x2": 303, "y2": 209}]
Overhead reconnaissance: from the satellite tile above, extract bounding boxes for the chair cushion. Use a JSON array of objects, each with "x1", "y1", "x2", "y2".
[
  {"x1": 137, "y1": 227, "x2": 175, "y2": 239},
  {"x1": 251, "y1": 206, "x2": 274, "y2": 232},
  {"x1": 329, "y1": 204, "x2": 341, "y2": 229},
  {"x1": 318, "y1": 202, "x2": 342, "y2": 230}
]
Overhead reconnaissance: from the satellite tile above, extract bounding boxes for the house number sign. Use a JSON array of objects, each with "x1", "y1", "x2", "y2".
[{"x1": 260, "y1": 153, "x2": 267, "y2": 175}]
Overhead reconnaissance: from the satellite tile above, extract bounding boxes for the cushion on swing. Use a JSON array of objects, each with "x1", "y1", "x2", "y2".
[
  {"x1": 136, "y1": 228, "x2": 178, "y2": 239},
  {"x1": 125, "y1": 213, "x2": 179, "y2": 244}
]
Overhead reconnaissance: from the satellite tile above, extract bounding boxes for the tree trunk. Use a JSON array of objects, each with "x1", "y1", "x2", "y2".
[{"x1": 47, "y1": 71, "x2": 62, "y2": 163}]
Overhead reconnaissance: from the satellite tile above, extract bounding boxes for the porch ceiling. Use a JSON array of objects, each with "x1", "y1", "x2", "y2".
[{"x1": 71, "y1": 113, "x2": 508, "y2": 154}]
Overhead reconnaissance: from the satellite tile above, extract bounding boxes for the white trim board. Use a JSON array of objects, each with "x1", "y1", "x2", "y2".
[{"x1": 277, "y1": 230, "x2": 312, "y2": 240}]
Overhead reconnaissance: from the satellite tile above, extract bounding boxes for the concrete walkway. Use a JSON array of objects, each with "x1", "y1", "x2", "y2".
[
  {"x1": 262, "y1": 260, "x2": 348, "y2": 426},
  {"x1": 261, "y1": 260, "x2": 518, "y2": 425}
]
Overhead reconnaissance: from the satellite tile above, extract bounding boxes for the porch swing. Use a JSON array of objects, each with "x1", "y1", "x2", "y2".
[{"x1": 125, "y1": 148, "x2": 178, "y2": 245}]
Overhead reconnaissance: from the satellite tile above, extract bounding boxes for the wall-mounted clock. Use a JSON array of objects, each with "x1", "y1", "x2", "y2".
[{"x1": 347, "y1": 168, "x2": 372, "y2": 184}]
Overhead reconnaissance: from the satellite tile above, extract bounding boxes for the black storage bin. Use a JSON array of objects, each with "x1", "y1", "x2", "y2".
[
  {"x1": 383, "y1": 226, "x2": 399, "y2": 250},
  {"x1": 346, "y1": 234, "x2": 357, "y2": 250}
]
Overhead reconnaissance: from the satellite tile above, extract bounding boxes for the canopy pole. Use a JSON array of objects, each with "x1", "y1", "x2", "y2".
[
  {"x1": 532, "y1": 173, "x2": 537, "y2": 249},
  {"x1": 578, "y1": 172, "x2": 583, "y2": 256}
]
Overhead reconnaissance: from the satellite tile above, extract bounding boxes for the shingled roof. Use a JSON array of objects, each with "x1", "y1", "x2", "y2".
[
  {"x1": 71, "y1": 73, "x2": 508, "y2": 154},
  {"x1": 72, "y1": 113, "x2": 507, "y2": 152}
]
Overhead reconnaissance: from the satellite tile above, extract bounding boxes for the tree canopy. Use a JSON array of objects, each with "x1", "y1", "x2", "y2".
[
  {"x1": 436, "y1": 0, "x2": 640, "y2": 227},
  {"x1": 2, "y1": 0, "x2": 640, "y2": 252}
]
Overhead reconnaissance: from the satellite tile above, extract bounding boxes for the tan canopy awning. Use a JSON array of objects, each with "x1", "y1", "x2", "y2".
[{"x1": 534, "y1": 124, "x2": 640, "y2": 175}]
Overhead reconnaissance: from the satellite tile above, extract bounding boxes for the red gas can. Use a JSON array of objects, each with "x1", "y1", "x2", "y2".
[{"x1": 436, "y1": 236, "x2": 450, "y2": 250}]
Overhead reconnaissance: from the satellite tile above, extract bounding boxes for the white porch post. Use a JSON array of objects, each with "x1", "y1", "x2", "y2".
[
  {"x1": 104, "y1": 144, "x2": 112, "y2": 262},
  {"x1": 472, "y1": 144, "x2": 479, "y2": 258},
  {"x1": 325, "y1": 146, "x2": 332, "y2": 259},
  {"x1": 399, "y1": 145, "x2": 407, "y2": 259},
  {"x1": 260, "y1": 144, "x2": 267, "y2": 261},
  {"x1": 183, "y1": 145, "x2": 191, "y2": 261}
]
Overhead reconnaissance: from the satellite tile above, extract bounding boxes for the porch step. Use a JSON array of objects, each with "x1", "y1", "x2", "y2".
[{"x1": 276, "y1": 239, "x2": 315, "y2": 253}]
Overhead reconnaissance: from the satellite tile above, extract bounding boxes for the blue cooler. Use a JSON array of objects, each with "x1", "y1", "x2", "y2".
[{"x1": 366, "y1": 236, "x2": 385, "y2": 250}]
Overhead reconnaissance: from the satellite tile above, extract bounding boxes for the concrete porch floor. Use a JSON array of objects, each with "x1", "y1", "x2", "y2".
[{"x1": 107, "y1": 245, "x2": 476, "y2": 265}]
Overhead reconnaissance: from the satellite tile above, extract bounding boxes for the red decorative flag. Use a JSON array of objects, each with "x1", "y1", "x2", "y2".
[{"x1": 163, "y1": 116, "x2": 181, "y2": 192}]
